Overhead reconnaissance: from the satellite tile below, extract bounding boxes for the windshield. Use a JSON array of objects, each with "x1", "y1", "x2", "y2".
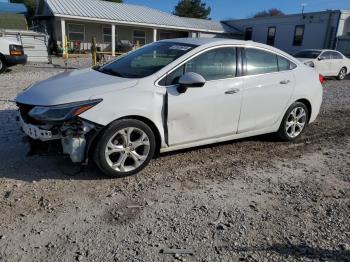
[
  {"x1": 294, "y1": 50, "x2": 321, "y2": 59},
  {"x1": 96, "y1": 42, "x2": 197, "y2": 78}
]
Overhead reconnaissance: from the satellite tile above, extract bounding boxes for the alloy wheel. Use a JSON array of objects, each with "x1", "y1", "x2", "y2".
[
  {"x1": 339, "y1": 68, "x2": 346, "y2": 80},
  {"x1": 104, "y1": 127, "x2": 150, "y2": 172},
  {"x1": 285, "y1": 107, "x2": 307, "y2": 138}
]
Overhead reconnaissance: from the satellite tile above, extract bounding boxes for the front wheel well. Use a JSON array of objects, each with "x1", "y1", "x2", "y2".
[
  {"x1": 295, "y1": 99, "x2": 312, "y2": 123},
  {"x1": 115, "y1": 116, "x2": 162, "y2": 155},
  {"x1": 0, "y1": 53, "x2": 6, "y2": 63},
  {"x1": 87, "y1": 116, "x2": 162, "y2": 164}
]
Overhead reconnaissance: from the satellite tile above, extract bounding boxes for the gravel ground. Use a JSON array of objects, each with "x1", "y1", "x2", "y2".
[{"x1": 0, "y1": 59, "x2": 349, "y2": 262}]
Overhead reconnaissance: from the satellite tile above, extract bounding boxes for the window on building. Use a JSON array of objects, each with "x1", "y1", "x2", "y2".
[
  {"x1": 133, "y1": 30, "x2": 146, "y2": 46},
  {"x1": 67, "y1": 24, "x2": 85, "y2": 41},
  {"x1": 245, "y1": 27, "x2": 253, "y2": 40},
  {"x1": 266, "y1": 27, "x2": 276, "y2": 46},
  {"x1": 245, "y1": 48, "x2": 278, "y2": 75},
  {"x1": 293, "y1": 25, "x2": 305, "y2": 46},
  {"x1": 184, "y1": 47, "x2": 237, "y2": 81},
  {"x1": 159, "y1": 32, "x2": 172, "y2": 40},
  {"x1": 103, "y1": 26, "x2": 117, "y2": 43}
]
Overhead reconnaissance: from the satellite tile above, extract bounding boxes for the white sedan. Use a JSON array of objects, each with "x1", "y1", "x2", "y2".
[
  {"x1": 295, "y1": 49, "x2": 350, "y2": 80},
  {"x1": 16, "y1": 38, "x2": 323, "y2": 177}
]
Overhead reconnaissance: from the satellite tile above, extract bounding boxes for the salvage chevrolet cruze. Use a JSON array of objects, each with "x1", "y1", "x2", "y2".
[{"x1": 16, "y1": 38, "x2": 323, "y2": 177}]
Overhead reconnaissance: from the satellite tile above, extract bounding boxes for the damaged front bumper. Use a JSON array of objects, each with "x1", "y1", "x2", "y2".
[{"x1": 17, "y1": 109, "x2": 101, "y2": 163}]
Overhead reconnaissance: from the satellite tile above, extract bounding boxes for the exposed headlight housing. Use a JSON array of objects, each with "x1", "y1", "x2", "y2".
[
  {"x1": 28, "y1": 99, "x2": 102, "y2": 122},
  {"x1": 304, "y1": 61, "x2": 315, "y2": 68},
  {"x1": 9, "y1": 44, "x2": 24, "y2": 56}
]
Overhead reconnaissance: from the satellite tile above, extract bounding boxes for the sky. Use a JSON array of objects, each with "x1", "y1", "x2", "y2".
[
  {"x1": 0, "y1": 0, "x2": 349, "y2": 20},
  {"x1": 123, "y1": 0, "x2": 350, "y2": 20}
]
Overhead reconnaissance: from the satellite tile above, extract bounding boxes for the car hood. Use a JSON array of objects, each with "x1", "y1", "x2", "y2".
[{"x1": 16, "y1": 68, "x2": 138, "y2": 106}]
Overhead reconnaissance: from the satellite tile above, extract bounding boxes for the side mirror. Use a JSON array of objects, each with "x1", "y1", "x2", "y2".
[
  {"x1": 177, "y1": 72, "x2": 206, "y2": 93},
  {"x1": 318, "y1": 57, "x2": 324, "y2": 61}
]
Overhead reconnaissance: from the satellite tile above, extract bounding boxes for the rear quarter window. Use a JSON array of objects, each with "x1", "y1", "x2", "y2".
[{"x1": 277, "y1": 56, "x2": 297, "y2": 71}]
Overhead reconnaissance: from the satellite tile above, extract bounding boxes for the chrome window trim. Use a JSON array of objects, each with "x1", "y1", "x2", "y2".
[{"x1": 155, "y1": 44, "x2": 299, "y2": 87}]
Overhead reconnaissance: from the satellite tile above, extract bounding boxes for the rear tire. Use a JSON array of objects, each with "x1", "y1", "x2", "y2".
[
  {"x1": 94, "y1": 119, "x2": 156, "y2": 178},
  {"x1": 276, "y1": 102, "x2": 309, "y2": 142},
  {"x1": 0, "y1": 56, "x2": 7, "y2": 74},
  {"x1": 337, "y1": 67, "x2": 347, "y2": 80}
]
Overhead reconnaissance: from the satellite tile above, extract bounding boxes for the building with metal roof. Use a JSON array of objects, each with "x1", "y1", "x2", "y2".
[{"x1": 34, "y1": 0, "x2": 242, "y2": 55}]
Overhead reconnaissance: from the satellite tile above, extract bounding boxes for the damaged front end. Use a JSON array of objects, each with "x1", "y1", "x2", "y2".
[{"x1": 16, "y1": 100, "x2": 103, "y2": 163}]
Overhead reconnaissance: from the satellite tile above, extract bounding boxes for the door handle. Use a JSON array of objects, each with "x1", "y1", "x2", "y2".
[
  {"x1": 280, "y1": 80, "x2": 291, "y2": 85},
  {"x1": 225, "y1": 88, "x2": 240, "y2": 94}
]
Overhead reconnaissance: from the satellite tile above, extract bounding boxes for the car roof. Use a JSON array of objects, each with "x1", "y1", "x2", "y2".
[
  {"x1": 160, "y1": 37, "x2": 293, "y2": 55},
  {"x1": 157, "y1": 38, "x2": 306, "y2": 65},
  {"x1": 160, "y1": 37, "x2": 247, "y2": 46},
  {"x1": 298, "y1": 49, "x2": 340, "y2": 52}
]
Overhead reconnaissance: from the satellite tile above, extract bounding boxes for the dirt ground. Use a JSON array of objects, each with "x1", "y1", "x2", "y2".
[{"x1": 0, "y1": 59, "x2": 349, "y2": 262}]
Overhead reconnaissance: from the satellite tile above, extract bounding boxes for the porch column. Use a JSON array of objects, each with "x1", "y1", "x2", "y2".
[
  {"x1": 153, "y1": 28, "x2": 157, "y2": 42},
  {"x1": 60, "y1": 19, "x2": 66, "y2": 56},
  {"x1": 111, "y1": 24, "x2": 116, "y2": 56}
]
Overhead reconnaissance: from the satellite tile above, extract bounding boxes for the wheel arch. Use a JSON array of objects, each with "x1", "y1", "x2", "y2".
[
  {"x1": 87, "y1": 114, "x2": 163, "y2": 165},
  {"x1": 295, "y1": 98, "x2": 312, "y2": 123},
  {"x1": 117, "y1": 115, "x2": 162, "y2": 155},
  {"x1": 0, "y1": 52, "x2": 6, "y2": 64}
]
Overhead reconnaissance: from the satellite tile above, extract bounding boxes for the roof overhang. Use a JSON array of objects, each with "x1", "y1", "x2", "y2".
[{"x1": 55, "y1": 14, "x2": 226, "y2": 34}]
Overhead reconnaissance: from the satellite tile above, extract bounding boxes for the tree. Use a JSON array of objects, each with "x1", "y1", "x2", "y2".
[
  {"x1": 103, "y1": 0, "x2": 123, "y2": 2},
  {"x1": 253, "y1": 8, "x2": 285, "y2": 18},
  {"x1": 173, "y1": 0, "x2": 211, "y2": 19},
  {"x1": 10, "y1": 0, "x2": 37, "y2": 18}
]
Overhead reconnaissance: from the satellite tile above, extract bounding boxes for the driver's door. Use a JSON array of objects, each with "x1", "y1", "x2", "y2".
[
  {"x1": 315, "y1": 51, "x2": 332, "y2": 76},
  {"x1": 163, "y1": 47, "x2": 243, "y2": 146}
]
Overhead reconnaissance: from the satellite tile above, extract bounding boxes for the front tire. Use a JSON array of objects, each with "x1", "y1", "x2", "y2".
[
  {"x1": 0, "y1": 56, "x2": 7, "y2": 74},
  {"x1": 337, "y1": 67, "x2": 347, "y2": 80},
  {"x1": 94, "y1": 119, "x2": 156, "y2": 178},
  {"x1": 276, "y1": 102, "x2": 309, "y2": 142}
]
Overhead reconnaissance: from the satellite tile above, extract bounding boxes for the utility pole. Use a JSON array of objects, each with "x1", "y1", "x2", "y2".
[{"x1": 301, "y1": 3, "x2": 307, "y2": 15}]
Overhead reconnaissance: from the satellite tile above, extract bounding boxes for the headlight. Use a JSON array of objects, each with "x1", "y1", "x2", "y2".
[
  {"x1": 304, "y1": 61, "x2": 315, "y2": 68},
  {"x1": 28, "y1": 99, "x2": 102, "y2": 121},
  {"x1": 9, "y1": 44, "x2": 24, "y2": 56}
]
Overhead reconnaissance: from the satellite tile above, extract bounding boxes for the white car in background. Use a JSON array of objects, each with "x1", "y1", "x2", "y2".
[
  {"x1": 0, "y1": 37, "x2": 27, "y2": 74},
  {"x1": 16, "y1": 38, "x2": 323, "y2": 177},
  {"x1": 295, "y1": 49, "x2": 350, "y2": 80}
]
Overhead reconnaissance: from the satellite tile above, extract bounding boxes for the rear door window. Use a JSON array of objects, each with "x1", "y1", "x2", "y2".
[{"x1": 245, "y1": 48, "x2": 278, "y2": 75}]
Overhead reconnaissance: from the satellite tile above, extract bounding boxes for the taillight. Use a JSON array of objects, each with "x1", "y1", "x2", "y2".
[
  {"x1": 319, "y1": 74, "x2": 325, "y2": 84},
  {"x1": 9, "y1": 45, "x2": 24, "y2": 56}
]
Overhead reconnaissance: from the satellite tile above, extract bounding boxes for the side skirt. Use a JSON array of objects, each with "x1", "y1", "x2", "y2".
[{"x1": 160, "y1": 126, "x2": 279, "y2": 153}]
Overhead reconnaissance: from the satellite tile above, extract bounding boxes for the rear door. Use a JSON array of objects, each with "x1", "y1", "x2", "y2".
[
  {"x1": 238, "y1": 48, "x2": 295, "y2": 133},
  {"x1": 163, "y1": 46, "x2": 244, "y2": 146}
]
